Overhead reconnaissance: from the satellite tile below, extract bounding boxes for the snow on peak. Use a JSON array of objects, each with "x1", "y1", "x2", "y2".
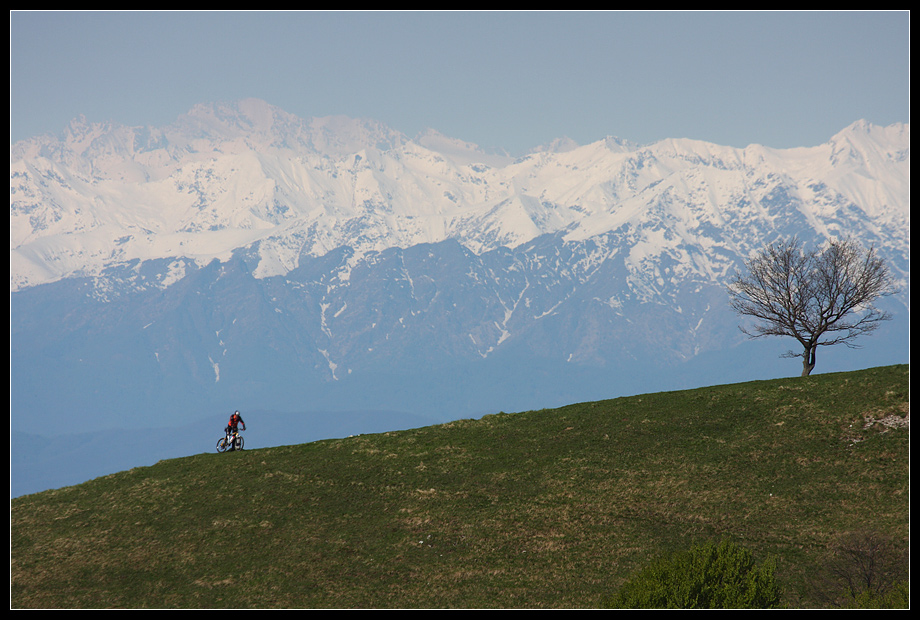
[{"x1": 9, "y1": 101, "x2": 910, "y2": 291}]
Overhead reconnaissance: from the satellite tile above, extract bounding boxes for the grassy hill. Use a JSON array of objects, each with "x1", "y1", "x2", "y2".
[{"x1": 11, "y1": 365, "x2": 909, "y2": 609}]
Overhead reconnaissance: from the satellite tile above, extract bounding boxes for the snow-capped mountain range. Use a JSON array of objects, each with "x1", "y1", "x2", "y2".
[
  {"x1": 10, "y1": 99, "x2": 910, "y2": 495},
  {"x1": 10, "y1": 98, "x2": 909, "y2": 293}
]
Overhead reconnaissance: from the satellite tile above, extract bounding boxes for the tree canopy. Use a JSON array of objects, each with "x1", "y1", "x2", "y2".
[{"x1": 727, "y1": 237, "x2": 896, "y2": 376}]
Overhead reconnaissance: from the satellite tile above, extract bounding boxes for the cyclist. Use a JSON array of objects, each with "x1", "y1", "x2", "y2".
[{"x1": 225, "y1": 410, "x2": 246, "y2": 450}]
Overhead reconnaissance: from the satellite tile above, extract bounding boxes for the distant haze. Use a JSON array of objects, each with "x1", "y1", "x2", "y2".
[{"x1": 10, "y1": 100, "x2": 909, "y2": 497}]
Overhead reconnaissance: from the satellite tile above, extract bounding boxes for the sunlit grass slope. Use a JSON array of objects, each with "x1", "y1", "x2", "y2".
[{"x1": 11, "y1": 365, "x2": 909, "y2": 608}]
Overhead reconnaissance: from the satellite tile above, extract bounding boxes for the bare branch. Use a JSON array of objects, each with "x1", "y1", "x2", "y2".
[{"x1": 727, "y1": 237, "x2": 895, "y2": 376}]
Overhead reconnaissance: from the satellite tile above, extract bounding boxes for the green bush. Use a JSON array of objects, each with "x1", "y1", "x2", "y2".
[
  {"x1": 844, "y1": 581, "x2": 909, "y2": 609},
  {"x1": 605, "y1": 539, "x2": 782, "y2": 609}
]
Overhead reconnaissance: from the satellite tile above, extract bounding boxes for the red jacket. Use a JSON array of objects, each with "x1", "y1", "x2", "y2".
[{"x1": 228, "y1": 413, "x2": 245, "y2": 430}]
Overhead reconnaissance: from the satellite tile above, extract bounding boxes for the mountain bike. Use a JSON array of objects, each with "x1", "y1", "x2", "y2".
[{"x1": 216, "y1": 429, "x2": 244, "y2": 453}]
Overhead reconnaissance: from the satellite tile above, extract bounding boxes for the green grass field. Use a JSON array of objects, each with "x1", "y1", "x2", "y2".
[{"x1": 11, "y1": 365, "x2": 909, "y2": 608}]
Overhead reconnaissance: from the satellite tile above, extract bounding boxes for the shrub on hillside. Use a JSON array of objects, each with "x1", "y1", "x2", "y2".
[
  {"x1": 604, "y1": 539, "x2": 782, "y2": 609},
  {"x1": 809, "y1": 531, "x2": 909, "y2": 608},
  {"x1": 843, "y1": 581, "x2": 909, "y2": 609}
]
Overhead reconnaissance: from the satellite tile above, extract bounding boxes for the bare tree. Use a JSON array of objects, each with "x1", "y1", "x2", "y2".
[
  {"x1": 727, "y1": 237, "x2": 896, "y2": 376},
  {"x1": 808, "y1": 531, "x2": 909, "y2": 607}
]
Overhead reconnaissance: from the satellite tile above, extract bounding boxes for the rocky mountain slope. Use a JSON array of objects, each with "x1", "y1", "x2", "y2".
[{"x1": 10, "y1": 99, "x2": 909, "y2": 495}]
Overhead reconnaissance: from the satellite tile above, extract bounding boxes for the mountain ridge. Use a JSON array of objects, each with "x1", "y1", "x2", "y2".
[
  {"x1": 10, "y1": 100, "x2": 910, "y2": 496},
  {"x1": 10, "y1": 98, "x2": 909, "y2": 292}
]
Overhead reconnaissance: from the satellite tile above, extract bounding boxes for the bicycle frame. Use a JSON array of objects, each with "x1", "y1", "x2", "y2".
[{"x1": 216, "y1": 430, "x2": 244, "y2": 453}]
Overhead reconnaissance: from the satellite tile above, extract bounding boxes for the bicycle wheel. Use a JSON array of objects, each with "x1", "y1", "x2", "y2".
[
  {"x1": 216, "y1": 437, "x2": 229, "y2": 453},
  {"x1": 234, "y1": 435, "x2": 244, "y2": 451}
]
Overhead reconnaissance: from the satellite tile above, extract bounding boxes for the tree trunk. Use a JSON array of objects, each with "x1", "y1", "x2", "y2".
[{"x1": 801, "y1": 344, "x2": 816, "y2": 376}]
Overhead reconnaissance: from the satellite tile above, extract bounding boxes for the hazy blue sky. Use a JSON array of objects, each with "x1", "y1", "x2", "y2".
[{"x1": 10, "y1": 10, "x2": 909, "y2": 155}]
